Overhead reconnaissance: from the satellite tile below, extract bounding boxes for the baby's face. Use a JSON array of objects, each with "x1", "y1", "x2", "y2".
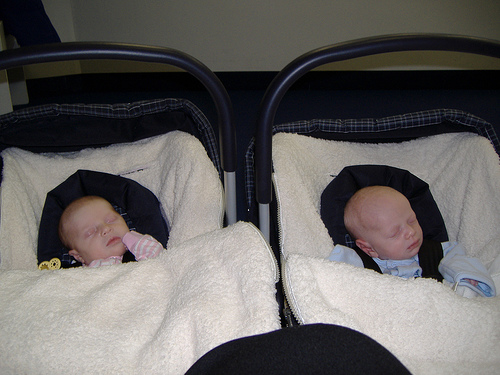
[
  {"x1": 65, "y1": 198, "x2": 129, "y2": 265},
  {"x1": 360, "y1": 191, "x2": 423, "y2": 260}
]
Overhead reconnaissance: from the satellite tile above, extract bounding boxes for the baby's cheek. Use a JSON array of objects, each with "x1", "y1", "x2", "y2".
[{"x1": 116, "y1": 226, "x2": 129, "y2": 238}]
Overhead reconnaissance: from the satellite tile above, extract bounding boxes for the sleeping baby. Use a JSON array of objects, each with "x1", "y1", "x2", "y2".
[
  {"x1": 329, "y1": 185, "x2": 496, "y2": 298},
  {"x1": 59, "y1": 195, "x2": 164, "y2": 268}
]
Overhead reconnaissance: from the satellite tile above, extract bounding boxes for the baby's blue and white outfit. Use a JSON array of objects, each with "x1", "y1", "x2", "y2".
[{"x1": 328, "y1": 241, "x2": 496, "y2": 298}]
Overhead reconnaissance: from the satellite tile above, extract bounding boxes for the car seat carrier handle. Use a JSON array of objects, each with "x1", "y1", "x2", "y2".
[
  {"x1": 0, "y1": 42, "x2": 238, "y2": 224},
  {"x1": 255, "y1": 33, "x2": 500, "y2": 239}
]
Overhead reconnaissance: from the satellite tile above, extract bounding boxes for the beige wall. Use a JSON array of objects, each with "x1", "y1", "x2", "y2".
[{"x1": 30, "y1": 0, "x2": 500, "y2": 76}]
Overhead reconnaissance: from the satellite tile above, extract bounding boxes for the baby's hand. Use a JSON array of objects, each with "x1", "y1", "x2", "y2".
[{"x1": 121, "y1": 231, "x2": 143, "y2": 251}]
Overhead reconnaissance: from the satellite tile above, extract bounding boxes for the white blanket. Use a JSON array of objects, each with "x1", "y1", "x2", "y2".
[
  {"x1": 272, "y1": 132, "x2": 500, "y2": 375},
  {"x1": 0, "y1": 221, "x2": 280, "y2": 374},
  {"x1": 0, "y1": 131, "x2": 224, "y2": 271}
]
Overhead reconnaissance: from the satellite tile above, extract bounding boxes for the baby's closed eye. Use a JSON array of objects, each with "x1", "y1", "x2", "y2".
[
  {"x1": 388, "y1": 227, "x2": 401, "y2": 238},
  {"x1": 106, "y1": 215, "x2": 118, "y2": 223},
  {"x1": 84, "y1": 226, "x2": 97, "y2": 238}
]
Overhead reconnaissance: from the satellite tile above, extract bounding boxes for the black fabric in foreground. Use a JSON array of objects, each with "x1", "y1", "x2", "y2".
[{"x1": 186, "y1": 323, "x2": 411, "y2": 375}]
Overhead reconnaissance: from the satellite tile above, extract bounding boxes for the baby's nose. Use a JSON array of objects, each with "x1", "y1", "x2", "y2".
[
  {"x1": 101, "y1": 225, "x2": 111, "y2": 236},
  {"x1": 404, "y1": 225, "x2": 415, "y2": 239}
]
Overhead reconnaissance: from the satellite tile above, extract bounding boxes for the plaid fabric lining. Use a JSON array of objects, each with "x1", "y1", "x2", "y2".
[
  {"x1": 245, "y1": 109, "x2": 500, "y2": 209},
  {"x1": 0, "y1": 98, "x2": 221, "y2": 177}
]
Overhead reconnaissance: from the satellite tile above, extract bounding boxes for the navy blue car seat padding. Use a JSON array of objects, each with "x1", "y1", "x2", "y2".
[
  {"x1": 37, "y1": 169, "x2": 169, "y2": 268},
  {"x1": 319, "y1": 165, "x2": 449, "y2": 272},
  {"x1": 245, "y1": 108, "x2": 499, "y2": 218},
  {"x1": 0, "y1": 98, "x2": 221, "y2": 181}
]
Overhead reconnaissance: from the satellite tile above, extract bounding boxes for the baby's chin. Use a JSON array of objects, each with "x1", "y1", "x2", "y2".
[
  {"x1": 115, "y1": 246, "x2": 128, "y2": 257},
  {"x1": 103, "y1": 245, "x2": 127, "y2": 259}
]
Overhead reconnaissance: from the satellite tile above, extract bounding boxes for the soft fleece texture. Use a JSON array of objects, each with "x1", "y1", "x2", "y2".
[
  {"x1": 272, "y1": 132, "x2": 500, "y2": 375},
  {"x1": 0, "y1": 133, "x2": 280, "y2": 374},
  {"x1": 0, "y1": 222, "x2": 280, "y2": 374},
  {"x1": 0, "y1": 131, "x2": 224, "y2": 271}
]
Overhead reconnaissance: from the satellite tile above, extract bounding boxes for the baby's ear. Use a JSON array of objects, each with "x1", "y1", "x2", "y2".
[
  {"x1": 68, "y1": 249, "x2": 85, "y2": 264},
  {"x1": 355, "y1": 239, "x2": 379, "y2": 258}
]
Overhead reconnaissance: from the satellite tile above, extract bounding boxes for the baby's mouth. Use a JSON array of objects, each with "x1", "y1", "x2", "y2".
[
  {"x1": 107, "y1": 236, "x2": 121, "y2": 247},
  {"x1": 408, "y1": 239, "x2": 421, "y2": 251}
]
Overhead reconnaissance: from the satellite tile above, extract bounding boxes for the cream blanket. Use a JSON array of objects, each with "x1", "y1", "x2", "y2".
[
  {"x1": 272, "y1": 132, "x2": 500, "y2": 375},
  {"x1": 0, "y1": 131, "x2": 224, "y2": 271},
  {"x1": 0, "y1": 132, "x2": 280, "y2": 374},
  {"x1": 0, "y1": 221, "x2": 280, "y2": 374}
]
